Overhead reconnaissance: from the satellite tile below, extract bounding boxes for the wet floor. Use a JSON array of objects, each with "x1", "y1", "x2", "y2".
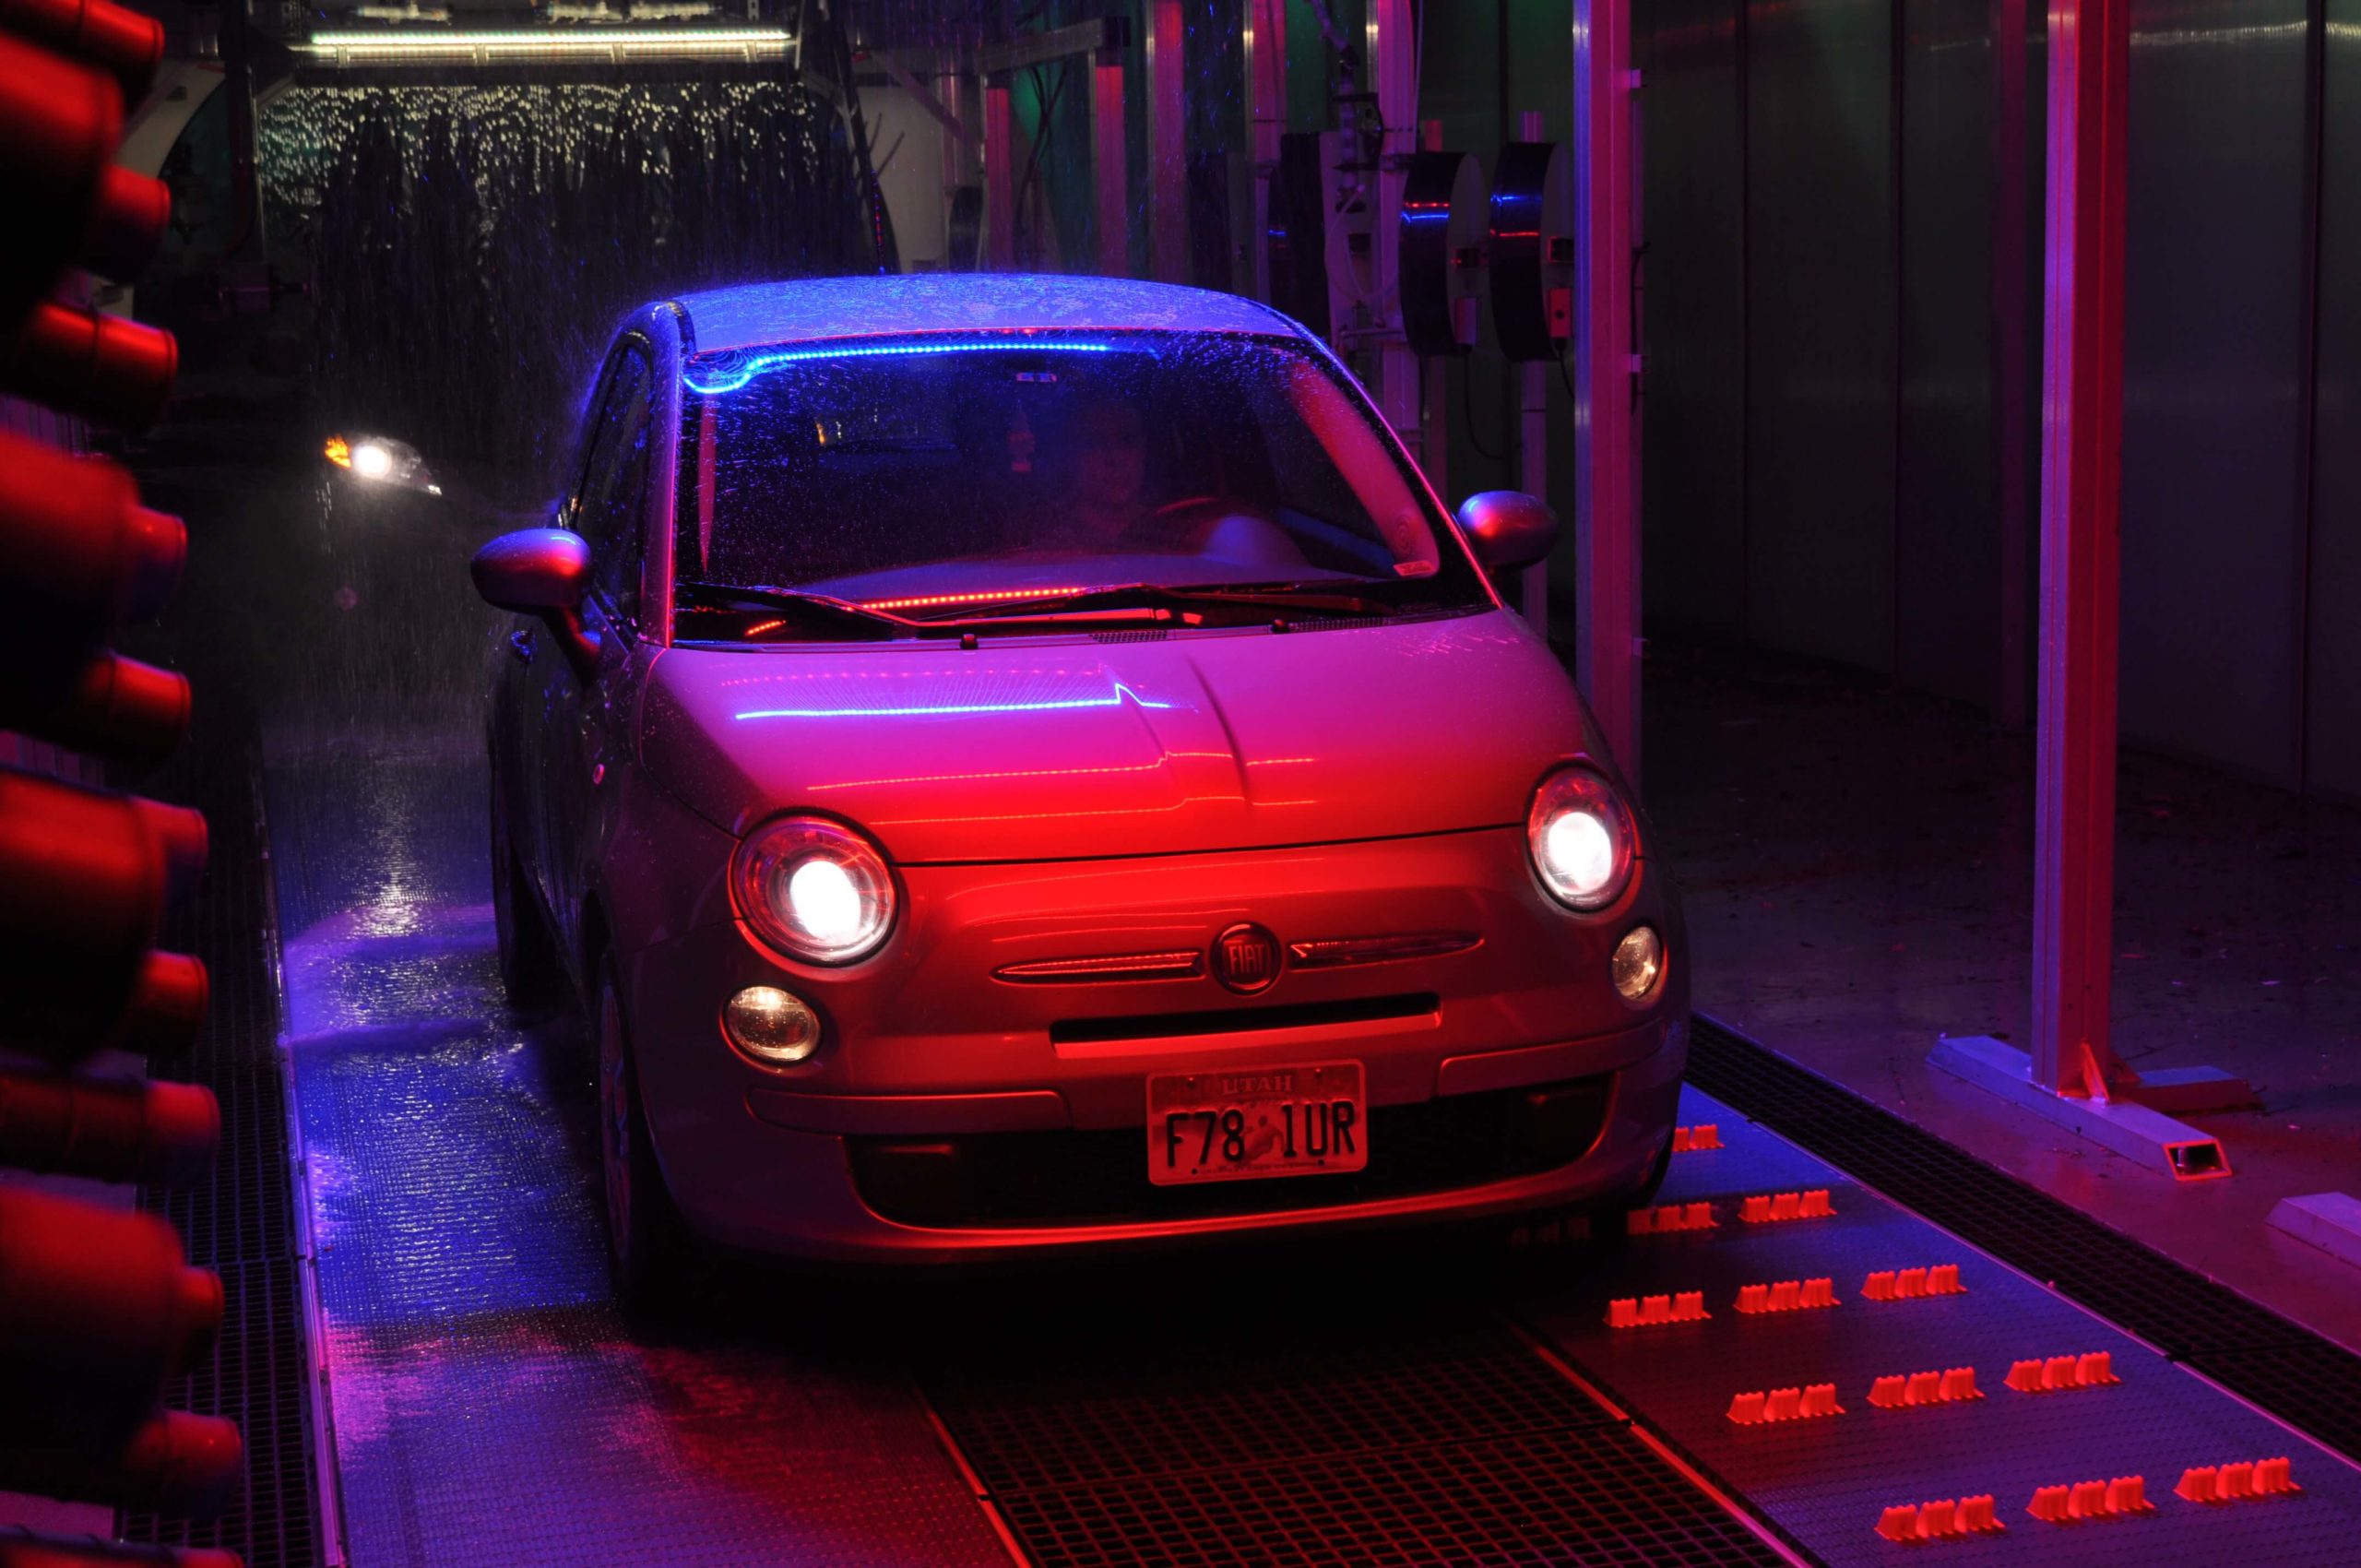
[
  {"x1": 259, "y1": 718, "x2": 2361, "y2": 1568},
  {"x1": 1643, "y1": 649, "x2": 2361, "y2": 1353},
  {"x1": 266, "y1": 738, "x2": 1012, "y2": 1568}
]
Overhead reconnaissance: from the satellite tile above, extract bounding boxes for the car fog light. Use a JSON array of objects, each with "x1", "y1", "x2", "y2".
[
  {"x1": 1611, "y1": 926, "x2": 1664, "y2": 1002},
  {"x1": 724, "y1": 985, "x2": 821, "y2": 1063}
]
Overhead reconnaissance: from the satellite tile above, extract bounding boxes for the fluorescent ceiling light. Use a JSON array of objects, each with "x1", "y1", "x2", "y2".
[{"x1": 299, "y1": 28, "x2": 792, "y2": 65}]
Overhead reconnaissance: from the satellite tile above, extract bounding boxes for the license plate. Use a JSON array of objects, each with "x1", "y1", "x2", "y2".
[{"x1": 1145, "y1": 1061, "x2": 1368, "y2": 1186}]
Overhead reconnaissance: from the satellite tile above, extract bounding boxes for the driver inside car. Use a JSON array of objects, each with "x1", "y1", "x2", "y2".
[{"x1": 1032, "y1": 395, "x2": 1311, "y2": 572}]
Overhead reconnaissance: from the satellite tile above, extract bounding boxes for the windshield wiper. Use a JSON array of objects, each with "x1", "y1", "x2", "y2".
[
  {"x1": 910, "y1": 580, "x2": 1405, "y2": 624},
  {"x1": 674, "y1": 580, "x2": 921, "y2": 638}
]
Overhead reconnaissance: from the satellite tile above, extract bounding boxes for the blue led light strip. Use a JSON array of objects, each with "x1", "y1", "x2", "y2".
[{"x1": 683, "y1": 338, "x2": 1122, "y2": 395}]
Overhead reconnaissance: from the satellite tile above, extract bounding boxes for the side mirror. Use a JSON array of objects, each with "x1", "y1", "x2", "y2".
[
  {"x1": 471, "y1": 529, "x2": 599, "y2": 676},
  {"x1": 1456, "y1": 490, "x2": 1560, "y2": 572}
]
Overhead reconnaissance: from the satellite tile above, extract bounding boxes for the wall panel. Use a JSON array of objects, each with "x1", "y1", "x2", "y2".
[
  {"x1": 2308, "y1": 1, "x2": 2361, "y2": 799},
  {"x1": 1742, "y1": 0, "x2": 1896, "y2": 671},
  {"x1": 1638, "y1": 0, "x2": 1748, "y2": 639},
  {"x1": 2118, "y1": 0, "x2": 2311, "y2": 784},
  {"x1": 1894, "y1": 0, "x2": 1998, "y2": 707}
]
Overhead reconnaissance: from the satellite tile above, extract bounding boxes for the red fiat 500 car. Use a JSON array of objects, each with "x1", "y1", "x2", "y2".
[{"x1": 471, "y1": 275, "x2": 1687, "y2": 1302}]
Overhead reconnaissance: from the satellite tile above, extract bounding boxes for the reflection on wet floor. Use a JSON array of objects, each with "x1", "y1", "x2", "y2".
[{"x1": 267, "y1": 739, "x2": 1011, "y2": 1568}]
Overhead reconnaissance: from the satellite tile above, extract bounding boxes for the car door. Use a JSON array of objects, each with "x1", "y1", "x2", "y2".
[
  {"x1": 538, "y1": 336, "x2": 658, "y2": 963},
  {"x1": 507, "y1": 345, "x2": 623, "y2": 929}
]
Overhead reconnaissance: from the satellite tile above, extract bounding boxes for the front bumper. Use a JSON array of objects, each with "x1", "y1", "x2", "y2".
[{"x1": 619, "y1": 826, "x2": 1687, "y2": 1264}]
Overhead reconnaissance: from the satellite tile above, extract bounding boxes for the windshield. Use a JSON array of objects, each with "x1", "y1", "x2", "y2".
[{"x1": 672, "y1": 331, "x2": 1488, "y2": 637}]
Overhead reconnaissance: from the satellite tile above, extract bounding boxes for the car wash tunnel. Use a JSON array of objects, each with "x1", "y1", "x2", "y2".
[{"x1": 11, "y1": 2, "x2": 2361, "y2": 1567}]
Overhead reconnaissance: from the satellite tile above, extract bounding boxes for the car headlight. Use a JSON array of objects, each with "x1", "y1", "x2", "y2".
[
  {"x1": 324, "y1": 432, "x2": 440, "y2": 494},
  {"x1": 731, "y1": 814, "x2": 896, "y2": 963},
  {"x1": 1526, "y1": 766, "x2": 1637, "y2": 910}
]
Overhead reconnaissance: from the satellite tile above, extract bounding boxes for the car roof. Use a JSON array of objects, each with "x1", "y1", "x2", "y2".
[{"x1": 669, "y1": 274, "x2": 1305, "y2": 356}]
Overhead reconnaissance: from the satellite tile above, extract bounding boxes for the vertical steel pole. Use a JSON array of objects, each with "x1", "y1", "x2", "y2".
[
  {"x1": 2030, "y1": 0, "x2": 2131, "y2": 1096},
  {"x1": 1093, "y1": 51, "x2": 1129, "y2": 277},
  {"x1": 984, "y1": 80, "x2": 1016, "y2": 270},
  {"x1": 1247, "y1": 0, "x2": 1288, "y2": 300},
  {"x1": 1993, "y1": 0, "x2": 2034, "y2": 729},
  {"x1": 1519, "y1": 111, "x2": 1553, "y2": 628},
  {"x1": 1572, "y1": 0, "x2": 1642, "y2": 780},
  {"x1": 1146, "y1": 0, "x2": 1188, "y2": 283},
  {"x1": 1418, "y1": 118, "x2": 1451, "y2": 502},
  {"x1": 1370, "y1": 0, "x2": 1422, "y2": 452}
]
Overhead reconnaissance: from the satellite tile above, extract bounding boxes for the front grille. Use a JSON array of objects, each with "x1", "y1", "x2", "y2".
[
  {"x1": 849, "y1": 1074, "x2": 1612, "y2": 1228},
  {"x1": 1050, "y1": 991, "x2": 1438, "y2": 1045}
]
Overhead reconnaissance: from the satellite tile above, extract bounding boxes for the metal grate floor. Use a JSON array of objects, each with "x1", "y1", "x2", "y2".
[
  {"x1": 927, "y1": 1312, "x2": 1794, "y2": 1568},
  {"x1": 116, "y1": 697, "x2": 324, "y2": 1568},
  {"x1": 1685, "y1": 1015, "x2": 2361, "y2": 1456},
  {"x1": 987, "y1": 1424, "x2": 1787, "y2": 1568}
]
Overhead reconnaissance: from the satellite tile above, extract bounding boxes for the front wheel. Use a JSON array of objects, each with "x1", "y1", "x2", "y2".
[
  {"x1": 489, "y1": 768, "x2": 563, "y2": 1010},
  {"x1": 596, "y1": 962, "x2": 694, "y2": 1319}
]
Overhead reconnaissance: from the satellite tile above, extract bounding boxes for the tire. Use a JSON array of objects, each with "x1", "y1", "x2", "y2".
[
  {"x1": 488, "y1": 767, "x2": 563, "y2": 1009},
  {"x1": 1620, "y1": 1124, "x2": 1677, "y2": 1210},
  {"x1": 595, "y1": 961, "x2": 694, "y2": 1320},
  {"x1": 1498, "y1": 1127, "x2": 1677, "y2": 1253}
]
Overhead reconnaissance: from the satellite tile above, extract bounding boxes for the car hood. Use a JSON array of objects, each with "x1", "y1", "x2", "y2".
[{"x1": 639, "y1": 610, "x2": 1611, "y2": 864}]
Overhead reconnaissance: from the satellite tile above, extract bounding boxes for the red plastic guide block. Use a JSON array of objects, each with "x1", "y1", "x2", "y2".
[
  {"x1": 2026, "y1": 1475, "x2": 2153, "y2": 1522},
  {"x1": 1861, "y1": 1264, "x2": 1965, "y2": 1301},
  {"x1": 2004, "y1": 1351, "x2": 2118, "y2": 1393},
  {"x1": 2176, "y1": 1458, "x2": 2298, "y2": 1503},
  {"x1": 1733, "y1": 1277, "x2": 1837, "y2": 1314},
  {"x1": 1867, "y1": 1367, "x2": 1981, "y2": 1408},
  {"x1": 1726, "y1": 1384, "x2": 1843, "y2": 1424},
  {"x1": 1739, "y1": 1189, "x2": 1835, "y2": 1224},
  {"x1": 1671, "y1": 1123, "x2": 1720, "y2": 1152},
  {"x1": 1625, "y1": 1201, "x2": 1715, "y2": 1234},
  {"x1": 1875, "y1": 1496, "x2": 2002, "y2": 1541},
  {"x1": 1604, "y1": 1291, "x2": 1710, "y2": 1328}
]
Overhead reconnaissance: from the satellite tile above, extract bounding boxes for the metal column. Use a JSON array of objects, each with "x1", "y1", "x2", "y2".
[
  {"x1": 1145, "y1": 0, "x2": 1187, "y2": 283},
  {"x1": 1933, "y1": 0, "x2": 2245, "y2": 1177},
  {"x1": 1093, "y1": 46, "x2": 1128, "y2": 277},
  {"x1": 1993, "y1": 0, "x2": 2035, "y2": 731},
  {"x1": 1246, "y1": 0, "x2": 1287, "y2": 302},
  {"x1": 984, "y1": 80, "x2": 1016, "y2": 269},
  {"x1": 1368, "y1": 0, "x2": 1421, "y2": 455},
  {"x1": 1572, "y1": 0, "x2": 1641, "y2": 779},
  {"x1": 2030, "y1": 0, "x2": 2130, "y2": 1099},
  {"x1": 1519, "y1": 113, "x2": 1552, "y2": 628}
]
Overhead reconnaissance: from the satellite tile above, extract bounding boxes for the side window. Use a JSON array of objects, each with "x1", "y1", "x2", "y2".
[{"x1": 572, "y1": 343, "x2": 656, "y2": 624}]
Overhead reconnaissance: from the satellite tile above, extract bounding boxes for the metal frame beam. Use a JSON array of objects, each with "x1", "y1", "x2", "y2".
[
  {"x1": 1367, "y1": 0, "x2": 1421, "y2": 453},
  {"x1": 2030, "y1": 0, "x2": 2130, "y2": 1098},
  {"x1": 984, "y1": 80, "x2": 1016, "y2": 270},
  {"x1": 1244, "y1": 0, "x2": 1287, "y2": 301},
  {"x1": 1992, "y1": 0, "x2": 2035, "y2": 730},
  {"x1": 1145, "y1": 0, "x2": 1187, "y2": 283},
  {"x1": 1934, "y1": 0, "x2": 2251, "y2": 1171},
  {"x1": 978, "y1": 18, "x2": 1128, "y2": 78},
  {"x1": 864, "y1": 47, "x2": 980, "y2": 149},
  {"x1": 1571, "y1": 0, "x2": 1641, "y2": 780},
  {"x1": 1093, "y1": 51, "x2": 1128, "y2": 277}
]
